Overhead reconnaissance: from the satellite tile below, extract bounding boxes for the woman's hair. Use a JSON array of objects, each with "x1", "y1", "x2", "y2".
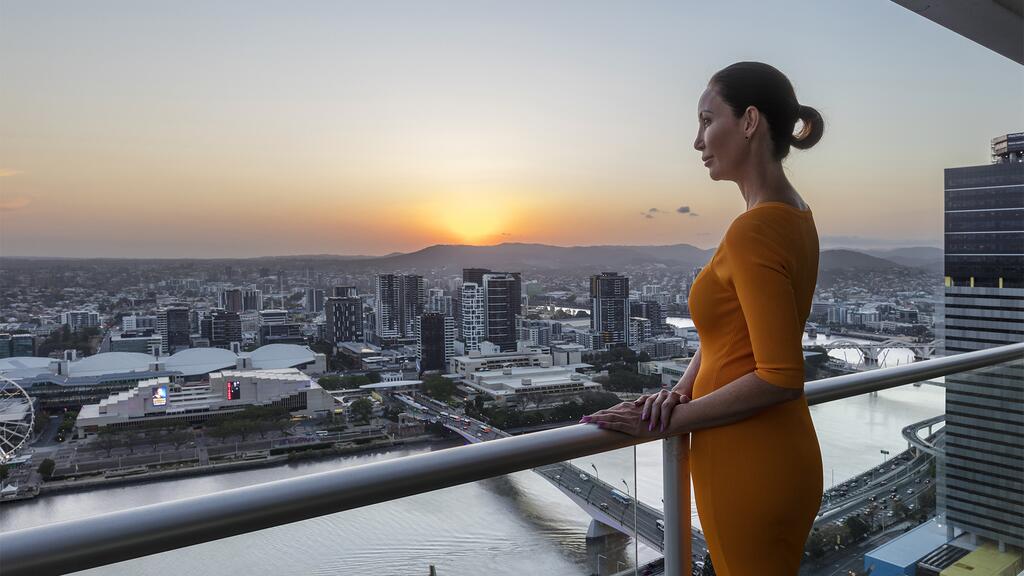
[{"x1": 709, "y1": 62, "x2": 824, "y2": 160}]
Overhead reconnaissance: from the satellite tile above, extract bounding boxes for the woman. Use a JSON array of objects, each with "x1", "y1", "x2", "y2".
[{"x1": 581, "y1": 62, "x2": 825, "y2": 575}]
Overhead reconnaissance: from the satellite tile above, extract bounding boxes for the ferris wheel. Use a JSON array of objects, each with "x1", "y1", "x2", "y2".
[{"x1": 0, "y1": 375, "x2": 34, "y2": 464}]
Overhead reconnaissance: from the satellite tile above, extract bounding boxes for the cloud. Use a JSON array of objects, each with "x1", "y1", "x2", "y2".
[
  {"x1": 676, "y1": 206, "x2": 690, "y2": 214},
  {"x1": 641, "y1": 212, "x2": 655, "y2": 220},
  {"x1": 0, "y1": 196, "x2": 32, "y2": 212},
  {"x1": 648, "y1": 208, "x2": 660, "y2": 213},
  {"x1": 0, "y1": 169, "x2": 23, "y2": 178}
]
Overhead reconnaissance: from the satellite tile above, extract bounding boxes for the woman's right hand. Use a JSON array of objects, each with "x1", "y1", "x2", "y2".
[{"x1": 633, "y1": 388, "x2": 691, "y2": 432}]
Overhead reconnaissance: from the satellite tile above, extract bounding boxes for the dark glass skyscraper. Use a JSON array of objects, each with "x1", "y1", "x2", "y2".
[
  {"x1": 940, "y1": 132, "x2": 1024, "y2": 549},
  {"x1": 375, "y1": 274, "x2": 423, "y2": 343},
  {"x1": 591, "y1": 272, "x2": 630, "y2": 348},
  {"x1": 483, "y1": 272, "x2": 522, "y2": 352},
  {"x1": 325, "y1": 296, "x2": 364, "y2": 345},
  {"x1": 416, "y1": 312, "x2": 455, "y2": 373}
]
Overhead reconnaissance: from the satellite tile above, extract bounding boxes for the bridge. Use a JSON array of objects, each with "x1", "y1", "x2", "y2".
[
  {"x1": 813, "y1": 338, "x2": 942, "y2": 365},
  {"x1": 393, "y1": 393, "x2": 708, "y2": 556}
]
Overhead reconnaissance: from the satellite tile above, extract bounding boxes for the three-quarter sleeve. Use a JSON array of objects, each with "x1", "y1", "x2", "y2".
[{"x1": 724, "y1": 218, "x2": 806, "y2": 389}]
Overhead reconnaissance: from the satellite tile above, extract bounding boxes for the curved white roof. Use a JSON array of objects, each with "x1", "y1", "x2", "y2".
[
  {"x1": 2, "y1": 344, "x2": 318, "y2": 383},
  {"x1": 0, "y1": 357, "x2": 54, "y2": 380},
  {"x1": 164, "y1": 348, "x2": 237, "y2": 377},
  {"x1": 248, "y1": 344, "x2": 316, "y2": 369},
  {"x1": 71, "y1": 352, "x2": 153, "y2": 377}
]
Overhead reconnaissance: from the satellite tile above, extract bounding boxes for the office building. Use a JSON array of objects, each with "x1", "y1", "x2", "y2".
[
  {"x1": 460, "y1": 282, "x2": 486, "y2": 352},
  {"x1": 305, "y1": 288, "x2": 325, "y2": 314},
  {"x1": 591, "y1": 272, "x2": 630, "y2": 348},
  {"x1": 201, "y1": 309, "x2": 242, "y2": 350},
  {"x1": 416, "y1": 312, "x2": 456, "y2": 373},
  {"x1": 940, "y1": 132, "x2": 1024, "y2": 549},
  {"x1": 375, "y1": 274, "x2": 423, "y2": 343},
  {"x1": 157, "y1": 306, "x2": 190, "y2": 355},
  {"x1": 325, "y1": 296, "x2": 364, "y2": 345}
]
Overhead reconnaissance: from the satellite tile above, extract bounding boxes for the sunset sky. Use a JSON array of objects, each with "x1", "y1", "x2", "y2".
[{"x1": 2, "y1": 1, "x2": 1022, "y2": 258}]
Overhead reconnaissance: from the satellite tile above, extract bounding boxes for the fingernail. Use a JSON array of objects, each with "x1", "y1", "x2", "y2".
[{"x1": 660, "y1": 423, "x2": 665, "y2": 432}]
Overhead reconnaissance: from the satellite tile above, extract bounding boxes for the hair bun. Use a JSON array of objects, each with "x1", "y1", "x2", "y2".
[{"x1": 791, "y1": 105, "x2": 824, "y2": 150}]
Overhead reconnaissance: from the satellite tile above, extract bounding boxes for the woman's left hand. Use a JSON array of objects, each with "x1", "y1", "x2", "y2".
[{"x1": 580, "y1": 402, "x2": 663, "y2": 439}]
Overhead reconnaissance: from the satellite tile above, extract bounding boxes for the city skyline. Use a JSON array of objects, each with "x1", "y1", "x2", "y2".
[{"x1": 2, "y1": 1, "x2": 1023, "y2": 258}]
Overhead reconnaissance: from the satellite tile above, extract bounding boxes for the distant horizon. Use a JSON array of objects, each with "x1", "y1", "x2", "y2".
[{"x1": 0, "y1": 237, "x2": 943, "y2": 261}]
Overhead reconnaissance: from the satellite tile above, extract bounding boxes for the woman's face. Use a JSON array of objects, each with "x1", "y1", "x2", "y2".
[{"x1": 693, "y1": 86, "x2": 747, "y2": 182}]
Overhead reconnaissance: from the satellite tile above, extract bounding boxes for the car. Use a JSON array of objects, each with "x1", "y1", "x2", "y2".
[
  {"x1": 886, "y1": 511, "x2": 895, "y2": 517},
  {"x1": 579, "y1": 473, "x2": 589, "y2": 481},
  {"x1": 656, "y1": 519, "x2": 665, "y2": 532},
  {"x1": 907, "y1": 488, "x2": 914, "y2": 494},
  {"x1": 554, "y1": 475, "x2": 561, "y2": 481},
  {"x1": 599, "y1": 502, "x2": 609, "y2": 510},
  {"x1": 573, "y1": 487, "x2": 582, "y2": 493},
  {"x1": 924, "y1": 479, "x2": 931, "y2": 484},
  {"x1": 915, "y1": 478, "x2": 922, "y2": 484},
  {"x1": 868, "y1": 495, "x2": 876, "y2": 502}
]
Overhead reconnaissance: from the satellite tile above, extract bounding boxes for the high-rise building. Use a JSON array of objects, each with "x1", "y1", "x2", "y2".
[
  {"x1": 60, "y1": 311, "x2": 100, "y2": 332},
  {"x1": 483, "y1": 272, "x2": 522, "y2": 352},
  {"x1": 259, "y1": 309, "x2": 288, "y2": 326},
  {"x1": 111, "y1": 332, "x2": 163, "y2": 355},
  {"x1": 220, "y1": 288, "x2": 244, "y2": 313},
  {"x1": 375, "y1": 274, "x2": 423, "y2": 342},
  {"x1": 939, "y1": 132, "x2": 1023, "y2": 549},
  {"x1": 426, "y1": 288, "x2": 453, "y2": 315},
  {"x1": 518, "y1": 318, "x2": 553, "y2": 347},
  {"x1": 460, "y1": 282, "x2": 486, "y2": 352},
  {"x1": 157, "y1": 306, "x2": 190, "y2": 355},
  {"x1": 630, "y1": 300, "x2": 665, "y2": 331},
  {"x1": 325, "y1": 296, "x2": 364, "y2": 345},
  {"x1": 0, "y1": 334, "x2": 11, "y2": 358},
  {"x1": 122, "y1": 315, "x2": 156, "y2": 332},
  {"x1": 242, "y1": 289, "x2": 263, "y2": 312},
  {"x1": 629, "y1": 317, "x2": 652, "y2": 345},
  {"x1": 259, "y1": 323, "x2": 304, "y2": 346},
  {"x1": 462, "y1": 268, "x2": 490, "y2": 287},
  {"x1": 305, "y1": 288, "x2": 326, "y2": 314},
  {"x1": 333, "y1": 286, "x2": 358, "y2": 298},
  {"x1": 590, "y1": 272, "x2": 630, "y2": 348},
  {"x1": 416, "y1": 312, "x2": 456, "y2": 373},
  {"x1": 11, "y1": 334, "x2": 34, "y2": 357},
  {"x1": 201, "y1": 309, "x2": 242, "y2": 350}
]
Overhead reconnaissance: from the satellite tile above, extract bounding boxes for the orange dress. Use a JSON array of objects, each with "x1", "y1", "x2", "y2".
[{"x1": 687, "y1": 202, "x2": 823, "y2": 575}]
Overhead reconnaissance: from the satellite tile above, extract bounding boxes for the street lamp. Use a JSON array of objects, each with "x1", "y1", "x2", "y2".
[
  {"x1": 621, "y1": 479, "x2": 631, "y2": 500},
  {"x1": 880, "y1": 449, "x2": 890, "y2": 464},
  {"x1": 591, "y1": 463, "x2": 600, "y2": 481}
]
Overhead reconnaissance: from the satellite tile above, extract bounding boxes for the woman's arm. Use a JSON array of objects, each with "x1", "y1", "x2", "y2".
[
  {"x1": 671, "y1": 347, "x2": 701, "y2": 397},
  {"x1": 664, "y1": 371, "x2": 801, "y2": 435}
]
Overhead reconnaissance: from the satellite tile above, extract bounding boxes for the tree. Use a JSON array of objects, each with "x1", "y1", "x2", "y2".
[
  {"x1": 37, "y1": 458, "x2": 56, "y2": 480},
  {"x1": 422, "y1": 375, "x2": 456, "y2": 402},
  {"x1": 844, "y1": 516, "x2": 870, "y2": 541},
  {"x1": 166, "y1": 429, "x2": 192, "y2": 450},
  {"x1": 350, "y1": 398, "x2": 373, "y2": 424},
  {"x1": 96, "y1": 429, "x2": 122, "y2": 457}
]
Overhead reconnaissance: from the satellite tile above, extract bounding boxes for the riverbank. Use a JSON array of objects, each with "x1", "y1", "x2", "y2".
[{"x1": 2, "y1": 433, "x2": 446, "y2": 504}]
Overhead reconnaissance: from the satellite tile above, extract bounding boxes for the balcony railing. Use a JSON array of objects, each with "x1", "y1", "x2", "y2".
[{"x1": 2, "y1": 341, "x2": 1022, "y2": 576}]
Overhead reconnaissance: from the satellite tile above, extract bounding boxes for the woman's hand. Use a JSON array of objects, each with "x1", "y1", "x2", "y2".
[
  {"x1": 633, "y1": 389, "x2": 691, "y2": 432},
  {"x1": 579, "y1": 402, "x2": 664, "y2": 439}
]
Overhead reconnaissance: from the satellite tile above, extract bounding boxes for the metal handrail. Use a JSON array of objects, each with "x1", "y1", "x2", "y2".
[{"x1": 1, "y1": 341, "x2": 1021, "y2": 576}]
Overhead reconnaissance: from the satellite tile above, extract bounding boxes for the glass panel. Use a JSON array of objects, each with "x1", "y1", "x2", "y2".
[{"x1": 1, "y1": 429, "x2": 640, "y2": 575}]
